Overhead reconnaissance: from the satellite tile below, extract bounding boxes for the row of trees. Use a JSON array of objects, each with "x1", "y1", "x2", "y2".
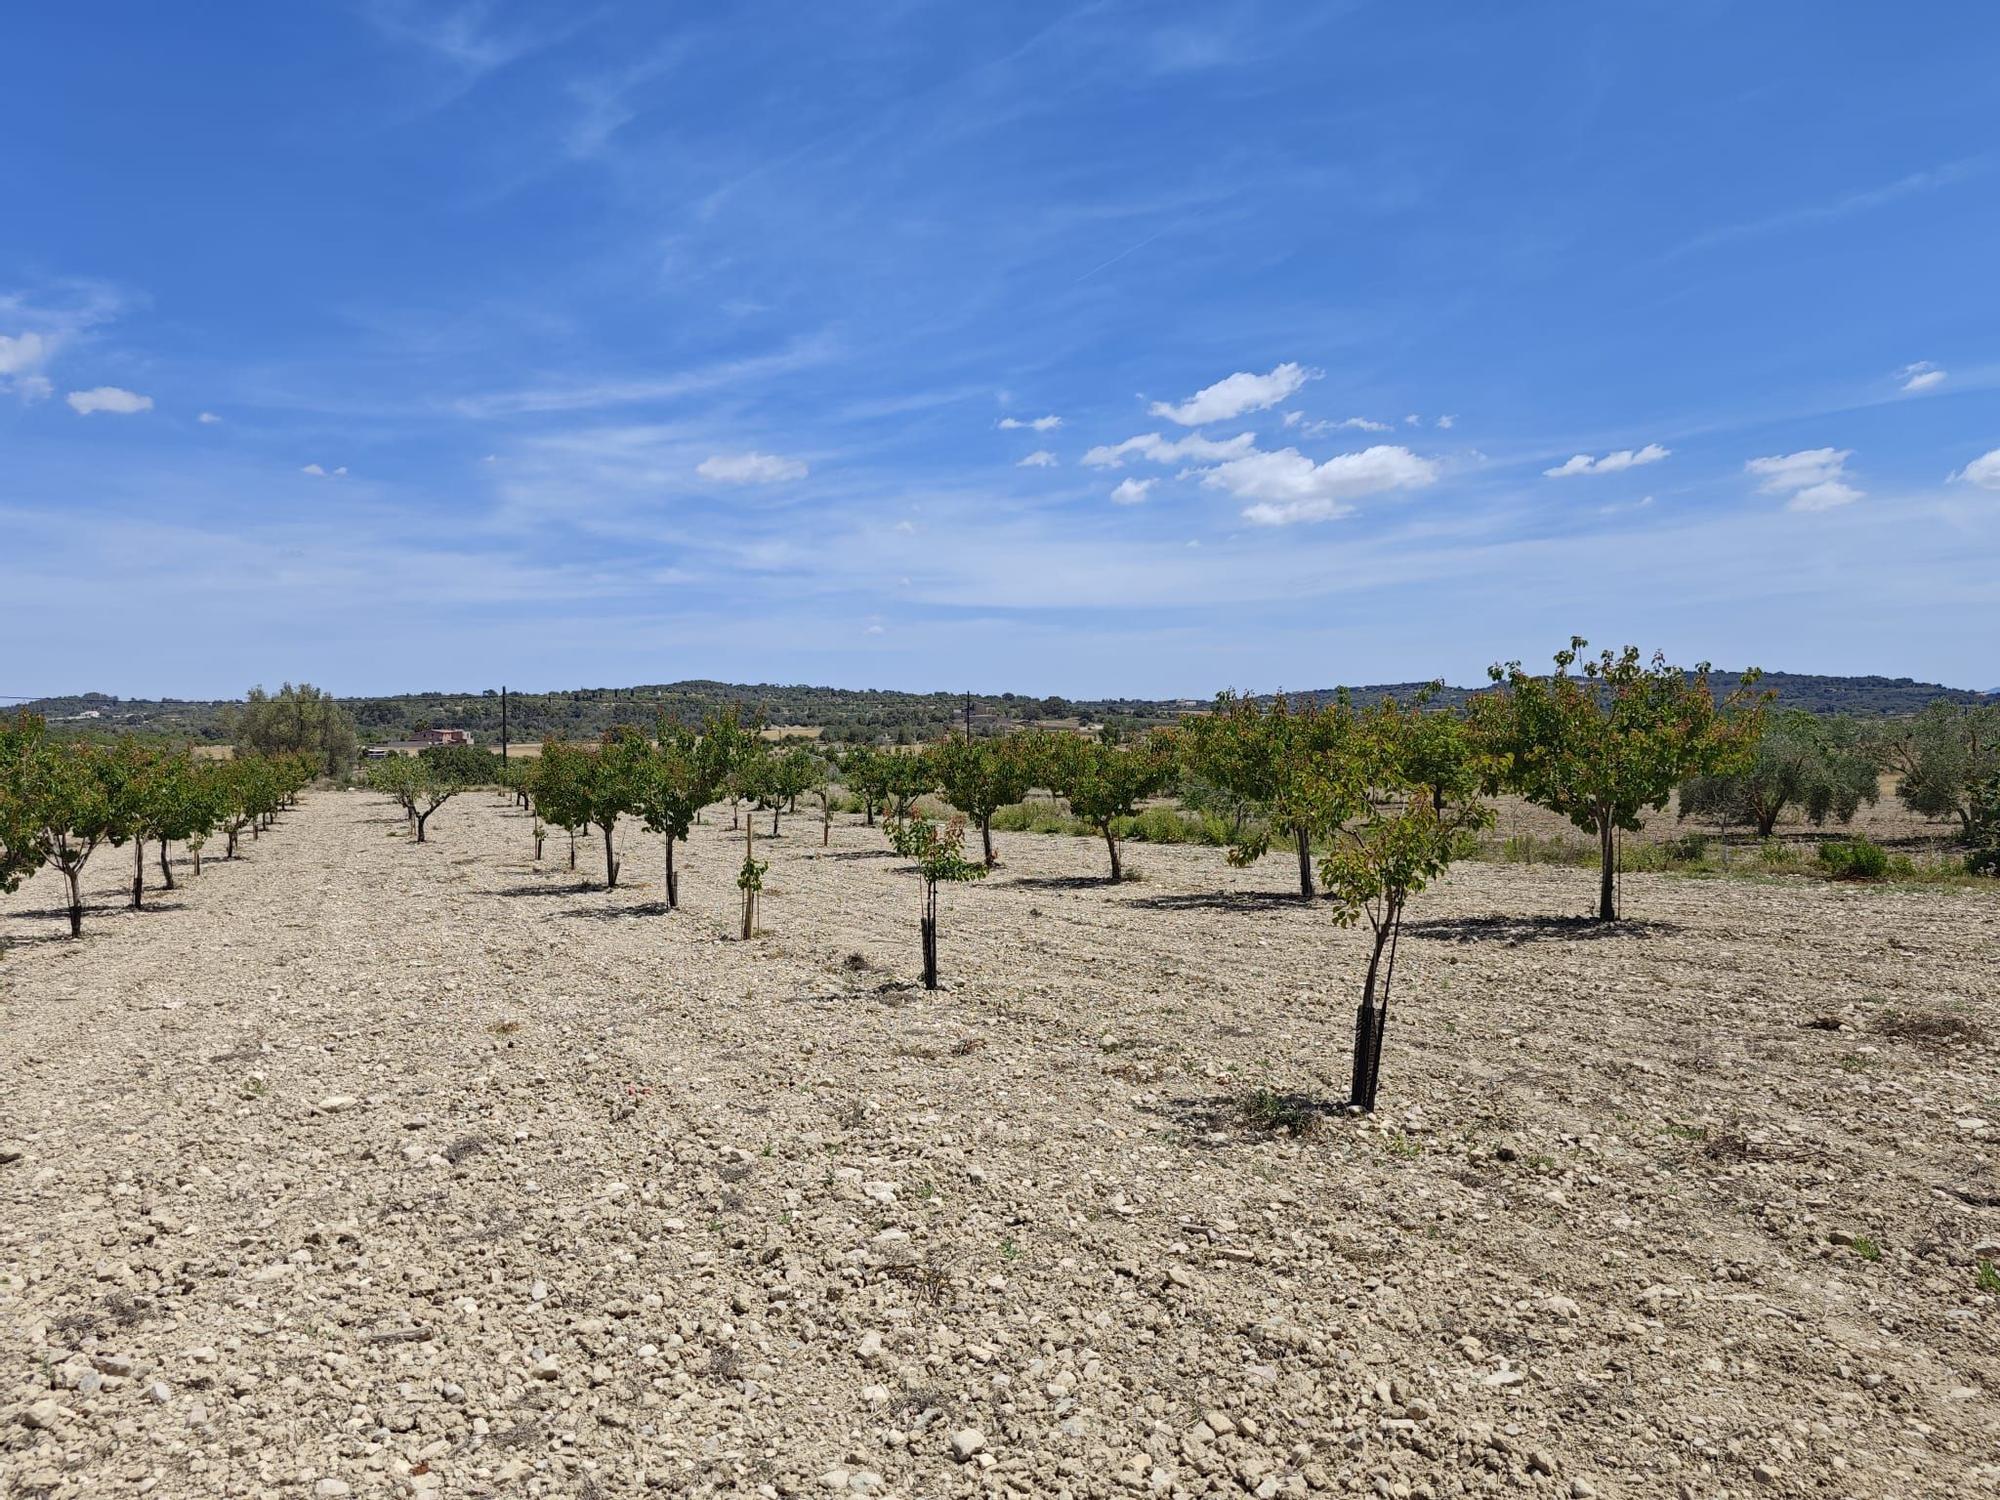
[{"x1": 0, "y1": 714, "x2": 314, "y2": 936}]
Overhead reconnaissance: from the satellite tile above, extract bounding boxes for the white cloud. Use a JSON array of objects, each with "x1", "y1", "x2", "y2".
[
  {"x1": 1898, "y1": 361, "x2": 1947, "y2": 393},
  {"x1": 301, "y1": 464, "x2": 326, "y2": 476},
  {"x1": 998, "y1": 414, "x2": 1062, "y2": 431},
  {"x1": 863, "y1": 623, "x2": 885, "y2": 635},
  {"x1": 66, "y1": 386, "x2": 153, "y2": 415},
  {"x1": 1149, "y1": 362, "x2": 1312, "y2": 426},
  {"x1": 1081, "y1": 430, "x2": 1256, "y2": 468},
  {"x1": 300, "y1": 463, "x2": 350, "y2": 477},
  {"x1": 1746, "y1": 447, "x2": 1862, "y2": 511},
  {"x1": 1403, "y1": 413, "x2": 1421, "y2": 427},
  {"x1": 0, "y1": 330, "x2": 52, "y2": 376},
  {"x1": 1950, "y1": 448, "x2": 2000, "y2": 490},
  {"x1": 1282, "y1": 410, "x2": 1303, "y2": 428},
  {"x1": 1016, "y1": 450, "x2": 1058, "y2": 468},
  {"x1": 1544, "y1": 442, "x2": 1670, "y2": 478},
  {"x1": 1110, "y1": 477, "x2": 1156, "y2": 505},
  {"x1": 198, "y1": 411, "x2": 222, "y2": 424},
  {"x1": 1435, "y1": 414, "x2": 1456, "y2": 429},
  {"x1": 1202, "y1": 444, "x2": 1439, "y2": 525},
  {"x1": 697, "y1": 451, "x2": 809, "y2": 483}
]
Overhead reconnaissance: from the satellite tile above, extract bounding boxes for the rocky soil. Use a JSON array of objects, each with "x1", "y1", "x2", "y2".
[{"x1": 3, "y1": 791, "x2": 1997, "y2": 1500}]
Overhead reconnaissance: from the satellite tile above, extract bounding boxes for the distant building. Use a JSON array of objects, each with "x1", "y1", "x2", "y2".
[{"x1": 362, "y1": 727, "x2": 473, "y2": 759}]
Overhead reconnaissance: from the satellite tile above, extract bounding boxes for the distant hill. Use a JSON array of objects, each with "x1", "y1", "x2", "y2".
[
  {"x1": 1297, "y1": 671, "x2": 1998, "y2": 718},
  {"x1": 12, "y1": 671, "x2": 1992, "y2": 747}
]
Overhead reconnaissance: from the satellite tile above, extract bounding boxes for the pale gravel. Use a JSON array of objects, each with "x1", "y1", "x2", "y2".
[{"x1": 1, "y1": 789, "x2": 1997, "y2": 1499}]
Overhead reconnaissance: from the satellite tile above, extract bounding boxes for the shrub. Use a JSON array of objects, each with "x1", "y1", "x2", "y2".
[{"x1": 1818, "y1": 837, "x2": 1888, "y2": 880}]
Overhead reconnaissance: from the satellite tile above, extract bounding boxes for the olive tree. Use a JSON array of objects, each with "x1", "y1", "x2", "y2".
[
  {"x1": 1878, "y1": 700, "x2": 2000, "y2": 838},
  {"x1": 1473, "y1": 640, "x2": 1763, "y2": 921},
  {"x1": 227, "y1": 682, "x2": 358, "y2": 779},
  {"x1": 886, "y1": 813, "x2": 988, "y2": 988},
  {"x1": 529, "y1": 740, "x2": 594, "y2": 870},
  {"x1": 1678, "y1": 709, "x2": 1878, "y2": 837}
]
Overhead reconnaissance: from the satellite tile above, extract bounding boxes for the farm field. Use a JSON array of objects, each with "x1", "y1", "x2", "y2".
[{"x1": 3, "y1": 792, "x2": 1997, "y2": 1499}]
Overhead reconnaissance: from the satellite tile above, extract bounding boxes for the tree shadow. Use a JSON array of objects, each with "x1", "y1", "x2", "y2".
[
  {"x1": 480, "y1": 882, "x2": 599, "y2": 899},
  {"x1": 1011, "y1": 874, "x2": 1120, "y2": 891},
  {"x1": 824, "y1": 849, "x2": 898, "y2": 862},
  {"x1": 1124, "y1": 890, "x2": 1315, "y2": 913},
  {"x1": 1402, "y1": 913, "x2": 1683, "y2": 945},
  {"x1": 555, "y1": 902, "x2": 676, "y2": 921}
]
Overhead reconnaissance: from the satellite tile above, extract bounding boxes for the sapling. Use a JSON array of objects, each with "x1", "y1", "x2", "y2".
[{"x1": 886, "y1": 813, "x2": 989, "y2": 989}]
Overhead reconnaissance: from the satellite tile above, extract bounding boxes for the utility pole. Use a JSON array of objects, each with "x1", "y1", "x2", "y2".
[
  {"x1": 501, "y1": 686, "x2": 509, "y2": 761},
  {"x1": 963, "y1": 690, "x2": 973, "y2": 739}
]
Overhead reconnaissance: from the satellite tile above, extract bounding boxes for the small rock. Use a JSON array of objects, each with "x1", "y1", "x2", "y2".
[
  {"x1": 314, "y1": 1481, "x2": 353, "y2": 1498},
  {"x1": 316, "y1": 1095, "x2": 359, "y2": 1113},
  {"x1": 143, "y1": 1380, "x2": 171, "y2": 1404},
  {"x1": 949, "y1": 1427, "x2": 986, "y2": 1461},
  {"x1": 1571, "y1": 1482, "x2": 1597, "y2": 1499}
]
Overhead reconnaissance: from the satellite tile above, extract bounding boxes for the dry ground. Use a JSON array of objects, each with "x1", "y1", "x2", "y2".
[{"x1": 2, "y1": 791, "x2": 1997, "y2": 1500}]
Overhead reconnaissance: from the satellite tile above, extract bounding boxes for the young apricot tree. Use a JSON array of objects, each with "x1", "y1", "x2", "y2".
[
  {"x1": 737, "y1": 821, "x2": 767, "y2": 938},
  {"x1": 529, "y1": 741, "x2": 594, "y2": 870},
  {"x1": 1319, "y1": 701, "x2": 1491, "y2": 1111},
  {"x1": 1178, "y1": 692, "x2": 1358, "y2": 897},
  {"x1": 1042, "y1": 729, "x2": 1175, "y2": 882},
  {"x1": 21, "y1": 739, "x2": 118, "y2": 937},
  {"x1": 930, "y1": 732, "x2": 1033, "y2": 867},
  {"x1": 0, "y1": 712, "x2": 50, "y2": 897},
  {"x1": 1473, "y1": 640, "x2": 1763, "y2": 920},
  {"x1": 631, "y1": 709, "x2": 750, "y2": 911},
  {"x1": 886, "y1": 812, "x2": 989, "y2": 988}
]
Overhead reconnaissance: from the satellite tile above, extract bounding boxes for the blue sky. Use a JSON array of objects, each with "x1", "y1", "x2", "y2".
[{"x1": 4, "y1": 2, "x2": 1997, "y2": 699}]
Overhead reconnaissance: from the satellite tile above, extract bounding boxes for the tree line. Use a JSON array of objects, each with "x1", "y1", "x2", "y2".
[{"x1": 0, "y1": 716, "x2": 315, "y2": 937}]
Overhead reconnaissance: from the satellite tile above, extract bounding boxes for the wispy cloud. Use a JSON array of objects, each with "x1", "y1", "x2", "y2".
[
  {"x1": 697, "y1": 451, "x2": 809, "y2": 483},
  {"x1": 1666, "y1": 158, "x2": 1987, "y2": 259},
  {"x1": 1898, "y1": 361, "x2": 1946, "y2": 393},
  {"x1": 1016, "y1": 450, "x2": 1058, "y2": 468},
  {"x1": 1543, "y1": 443, "x2": 1669, "y2": 478},
  {"x1": 998, "y1": 413, "x2": 1062, "y2": 431},
  {"x1": 66, "y1": 386, "x2": 152, "y2": 415},
  {"x1": 1081, "y1": 430, "x2": 1256, "y2": 468},
  {"x1": 451, "y1": 338, "x2": 834, "y2": 418},
  {"x1": 1109, "y1": 477, "x2": 1155, "y2": 505},
  {"x1": 1150, "y1": 362, "x2": 1313, "y2": 426},
  {"x1": 1746, "y1": 447, "x2": 1862, "y2": 512},
  {"x1": 1951, "y1": 449, "x2": 2000, "y2": 491}
]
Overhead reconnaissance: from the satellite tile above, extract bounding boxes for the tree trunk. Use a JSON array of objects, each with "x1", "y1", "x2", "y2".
[
  {"x1": 1757, "y1": 807, "x2": 1779, "y2": 838},
  {"x1": 65, "y1": 869, "x2": 84, "y2": 937},
  {"x1": 603, "y1": 822, "x2": 619, "y2": 888},
  {"x1": 227, "y1": 826, "x2": 239, "y2": 859},
  {"x1": 131, "y1": 842, "x2": 145, "y2": 909},
  {"x1": 771, "y1": 806, "x2": 780, "y2": 835},
  {"x1": 192, "y1": 844, "x2": 203, "y2": 877},
  {"x1": 568, "y1": 830, "x2": 577, "y2": 870},
  {"x1": 981, "y1": 813, "x2": 996, "y2": 868},
  {"x1": 1349, "y1": 917, "x2": 1396, "y2": 1111},
  {"x1": 1294, "y1": 824, "x2": 1313, "y2": 898},
  {"x1": 1597, "y1": 816, "x2": 1617, "y2": 921},
  {"x1": 1103, "y1": 826, "x2": 1122, "y2": 883},
  {"x1": 864, "y1": 800, "x2": 876, "y2": 828},
  {"x1": 159, "y1": 839, "x2": 175, "y2": 890},
  {"x1": 534, "y1": 829, "x2": 545, "y2": 860},
  {"x1": 663, "y1": 835, "x2": 679, "y2": 911},
  {"x1": 416, "y1": 808, "x2": 431, "y2": 843}
]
